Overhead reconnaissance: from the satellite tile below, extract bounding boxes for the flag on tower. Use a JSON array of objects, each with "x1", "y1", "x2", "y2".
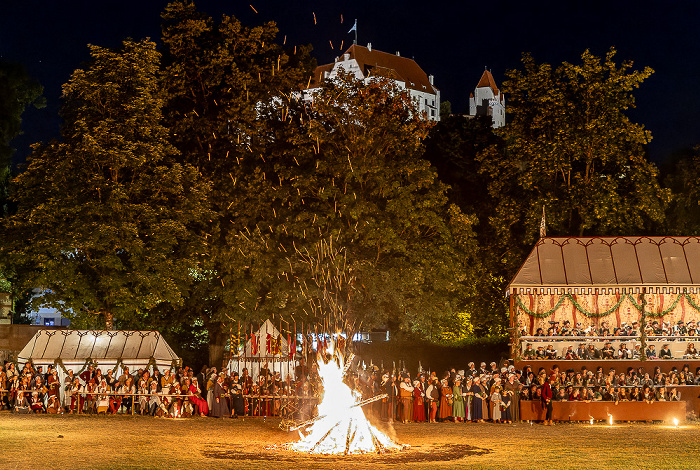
[{"x1": 347, "y1": 19, "x2": 357, "y2": 34}]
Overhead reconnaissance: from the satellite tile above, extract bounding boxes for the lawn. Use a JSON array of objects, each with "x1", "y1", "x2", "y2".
[{"x1": 1, "y1": 413, "x2": 698, "y2": 469}]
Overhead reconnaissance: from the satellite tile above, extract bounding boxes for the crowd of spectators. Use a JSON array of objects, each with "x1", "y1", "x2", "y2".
[
  {"x1": 1, "y1": 358, "x2": 699, "y2": 425},
  {"x1": 523, "y1": 341, "x2": 700, "y2": 360},
  {"x1": 0, "y1": 361, "x2": 318, "y2": 418},
  {"x1": 524, "y1": 319, "x2": 699, "y2": 339}
]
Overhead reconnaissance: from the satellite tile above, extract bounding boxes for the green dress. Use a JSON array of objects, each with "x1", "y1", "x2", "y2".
[{"x1": 452, "y1": 385, "x2": 465, "y2": 419}]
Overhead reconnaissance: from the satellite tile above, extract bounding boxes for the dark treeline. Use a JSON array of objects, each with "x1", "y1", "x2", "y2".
[{"x1": 1, "y1": 2, "x2": 698, "y2": 369}]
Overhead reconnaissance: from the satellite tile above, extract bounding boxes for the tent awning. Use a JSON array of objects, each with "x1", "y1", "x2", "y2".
[
  {"x1": 508, "y1": 236, "x2": 700, "y2": 294},
  {"x1": 17, "y1": 330, "x2": 180, "y2": 367}
]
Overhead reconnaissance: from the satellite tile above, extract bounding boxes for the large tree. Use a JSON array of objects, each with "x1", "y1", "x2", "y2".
[
  {"x1": 2, "y1": 39, "x2": 208, "y2": 329},
  {"x1": 0, "y1": 62, "x2": 45, "y2": 218},
  {"x1": 159, "y1": 0, "x2": 316, "y2": 363},
  {"x1": 478, "y1": 48, "x2": 670, "y2": 272},
  {"x1": 663, "y1": 145, "x2": 700, "y2": 235}
]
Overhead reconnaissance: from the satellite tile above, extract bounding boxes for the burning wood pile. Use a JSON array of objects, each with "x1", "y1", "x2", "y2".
[{"x1": 288, "y1": 346, "x2": 403, "y2": 455}]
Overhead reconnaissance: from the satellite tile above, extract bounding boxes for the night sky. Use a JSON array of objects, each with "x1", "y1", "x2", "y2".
[{"x1": 2, "y1": 0, "x2": 699, "y2": 165}]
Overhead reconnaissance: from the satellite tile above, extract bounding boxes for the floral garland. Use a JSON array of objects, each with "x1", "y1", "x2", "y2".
[{"x1": 516, "y1": 292, "x2": 700, "y2": 320}]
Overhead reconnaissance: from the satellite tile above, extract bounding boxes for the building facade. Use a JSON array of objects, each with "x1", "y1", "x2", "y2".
[{"x1": 310, "y1": 44, "x2": 440, "y2": 121}]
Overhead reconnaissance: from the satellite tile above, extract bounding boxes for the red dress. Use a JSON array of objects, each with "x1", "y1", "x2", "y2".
[
  {"x1": 188, "y1": 384, "x2": 209, "y2": 415},
  {"x1": 412, "y1": 387, "x2": 426, "y2": 422}
]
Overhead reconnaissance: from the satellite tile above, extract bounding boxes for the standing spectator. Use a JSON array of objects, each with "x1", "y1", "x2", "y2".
[
  {"x1": 438, "y1": 379, "x2": 452, "y2": 422},
  {"x1": 541, "y1": 375, "x2": 554, "y2": 426}
]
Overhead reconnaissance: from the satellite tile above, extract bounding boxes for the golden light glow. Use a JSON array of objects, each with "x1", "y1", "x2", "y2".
[{"x1": 290, "y1": 346, "x2": 401, "y2": 454}]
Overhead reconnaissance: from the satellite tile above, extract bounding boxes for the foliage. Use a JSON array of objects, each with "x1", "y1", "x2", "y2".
[
  {"x1": 662, "y1": 145, "x2": 700, "y2": 235},
  {"x1": 1, "y1": 39, "x2": 208, "y2": 329},
  {"x1": 0, "y1": 62, "x2": 45, "y2": 218},
  {"x1": 159, "y1": 0, "x2": 317, "y2": 364},
  {"x1": 477, "y1": 48, "x2": 670, "y2": 274}
]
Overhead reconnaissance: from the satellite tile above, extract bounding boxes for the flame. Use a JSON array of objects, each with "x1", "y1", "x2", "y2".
[
  {"x1": 290, "y1": 347, "x2": 402, "y2": 454},
  {"x1": 673, "y1": 418, "x2": 679, "y2": 427}
]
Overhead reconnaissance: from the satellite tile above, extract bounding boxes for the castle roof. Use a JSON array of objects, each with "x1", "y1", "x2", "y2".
[
  {"x1": 476, "y1": 69, "x2": 499, "y2": 95},
  {"x1": 312, "y1": 45, "x2": 437, "y2": 94}
]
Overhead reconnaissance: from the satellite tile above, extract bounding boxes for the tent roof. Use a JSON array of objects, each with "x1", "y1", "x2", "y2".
[
  {"x1": 17, "y1": 330, "x2": 179, "y2": 365},
  {"x1": 508, "y1": 236, "x2": 700, "y2": 294}
]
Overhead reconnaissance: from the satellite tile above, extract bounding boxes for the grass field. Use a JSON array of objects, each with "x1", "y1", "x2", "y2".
[{"x1": 2, "y1": 412, "x2": 699, "y2": 469}]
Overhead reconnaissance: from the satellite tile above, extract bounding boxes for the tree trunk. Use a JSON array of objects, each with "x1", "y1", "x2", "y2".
[
  {"x1": 104, "y1": 311, "x2": 114, "y2": 330},
  {"x1": 208, "y1": 326, "x2": 227, "y2": 369}
]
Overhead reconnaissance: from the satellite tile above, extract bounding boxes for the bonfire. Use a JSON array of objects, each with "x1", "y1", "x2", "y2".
[{"x1": 288, "y1": 345, "x2": 403, "y2": 455}]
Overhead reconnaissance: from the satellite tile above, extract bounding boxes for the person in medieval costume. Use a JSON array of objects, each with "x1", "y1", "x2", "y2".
[
  {"x1": 229, "y1": 374, "x2": 244, "y2": 417},
  {"x1": 412, "y1": 380, "x2": 426, "y2": 422},
  {"x1": 70, "y1": 376, "x2": 84, "y2": 414},
  {"x1": 464, "y1": 377, "x2": 473, "y2": 421},
  {"x1": 504, "y1": 373, "x2": 521, "y2": 422},
  {"x1": 425, "y1": 378, "x2": 440, "y2": 423},
  {"x1": 188, "y1": 377, "x2": 209, "y2": 416},
  {"x1": 471, "y1": 377, "x2": 486, "y2": 422},
  {"x1": 398, "y1": 375, "x2": 414, "y2": 423},
  {"x1": 438, "y1": 379, "x2": 453, "y2": 421},
  {"x1": 97, "y1": 379, "x2": 110, "y2": 415},
  {"x1": 84, "y1": 378, "x2": 97, "y2": 414},
  {"x1": 490, "y1": 386, "x2": 503, "y2": 423},
  {"x1": 138, "y1": 375, "x2": 150, "y2": 415},
  {"x1": 452, "y1": 377, "x2": 466, "y2": 422},
  {"x1": 210, "y1": 375, "x2": 230, "y2": 418}
]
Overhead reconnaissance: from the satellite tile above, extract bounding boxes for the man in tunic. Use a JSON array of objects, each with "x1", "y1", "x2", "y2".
[
  {"x1": 398, "y1": 376, "x2": 414, "y2": 423},
  {"x1": 425, "y1": 378, "x2": 440, "y2": 423}
]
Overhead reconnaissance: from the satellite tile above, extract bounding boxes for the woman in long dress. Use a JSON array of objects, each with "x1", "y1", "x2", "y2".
[
  {"x1": 412, "y1": 380, "x2": 426, "y2": 422},
  {"x1": 187, "y1": 377, "x2": 209, "y2": 416},
  {"x1": 452, "y1": 378, "x2": 466, "y2": 422},
  {"x1": 504, "y1": 374, "x2": 521, "y2": 422},
  {"x1": 471, "y1": 377, "x2": 485, "y2": 422},
  {"x1": 438, "y1": 379, "x2": 452, "y2": 421},
  {"x1": 210, "y1": 375, "x2": 230, "y2": 418}
]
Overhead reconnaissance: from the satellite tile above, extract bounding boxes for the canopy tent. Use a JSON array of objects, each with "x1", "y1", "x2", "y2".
[
  {"x1": 18, "y1": 329, "x2": 180, "y2": 376},
  {"x1": 228, "y1": 319, "x2": 297, "y2": 380},
  {"x1": 508, "y1": 236, "x2": 700, "y2": 335}
]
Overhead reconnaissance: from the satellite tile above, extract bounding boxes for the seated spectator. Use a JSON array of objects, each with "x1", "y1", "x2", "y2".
[
  {"x1": 564, "y1": 345, "x2": 578, "y2": 360},
  {"x1": 646, "y1": 344, "x2": 657, "y2": 359},
  {"x1": 630, "y1": 387, "x2": 641, "y2": 401},
  {"x1": 631, "y1": 344, "x2": 642, "y2": 359},
  {"x1": 668, "y1": 387, "x2": 680, "y2": 401},
  {"x1": 575, "y1": 344, "x2": 587, "y2": 359},
  {"x1": 655, "y1": 387, "x2": 667, "y2": 401},
  {"x1": 684, "y1": 343, "x2": 699, "y2": 359},
  {"x1": 522, "y1": 344, "x2": 535, "y2": 359},
  {"x1": 584, "y1": 344, "x2": 599, "y2": 359},
  {"x1": 659, "y1": 344, "x2": 673, "y2": 359},
  {"x1": 617, "y1": 343, "x2": 633, "y2": 359},
  {"x1": 601, "y1": 342, "x2": 615, "y2": 359},
  {"x1": 618, "y1": 387, "x2": 630, "y2": 402},
  {"x1": 535, "y1": 346, "x2": 546, "y2": 359},
  {"x1": 545, "y1": 345, "x2": 557, "y2": 360}
]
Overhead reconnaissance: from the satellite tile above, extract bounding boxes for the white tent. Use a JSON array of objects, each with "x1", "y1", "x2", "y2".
[
  {"x1": 18, "y1": 329, "x2": 181, "y2": 406},
  {"x1": 228, "y1": 319, "x2": 296, "y2": 380}
]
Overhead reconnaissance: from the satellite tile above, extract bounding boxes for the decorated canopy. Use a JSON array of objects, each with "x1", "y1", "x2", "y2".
[
  {"x1": 508, "y1": 237, "x2": 700, "y2": 334},
  {"x1": 17, "y1": 329, "x2": 180, "y2": 373},
  {"x1": 229, "y1": 319, "x2": 296, "y2": 380}
]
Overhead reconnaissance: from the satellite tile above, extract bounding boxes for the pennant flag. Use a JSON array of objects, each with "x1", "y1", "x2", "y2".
[
  {"x1": 539, "y1": 205, "x2": 547, "y2": 238},
  {"x1": 266, "y1": 333, "x2": 272, "y2": 353},
  {"x1": 251, "y1": 333, "x2": 258, "y2": 355},
  {"x1": 347, "y1": 19, "x2": 357, "y2": 34},
  {"x1": 275, "y1": 335, "x2": 282, "y2": 355}
]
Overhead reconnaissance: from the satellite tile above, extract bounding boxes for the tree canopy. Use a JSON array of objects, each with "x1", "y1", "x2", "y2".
[
  {"x1": 2, "y1": 39, "x2": 208, "y2": 329},
  {"x1": 477, "y1": 48, "x2": 670, "y2": 272}
]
